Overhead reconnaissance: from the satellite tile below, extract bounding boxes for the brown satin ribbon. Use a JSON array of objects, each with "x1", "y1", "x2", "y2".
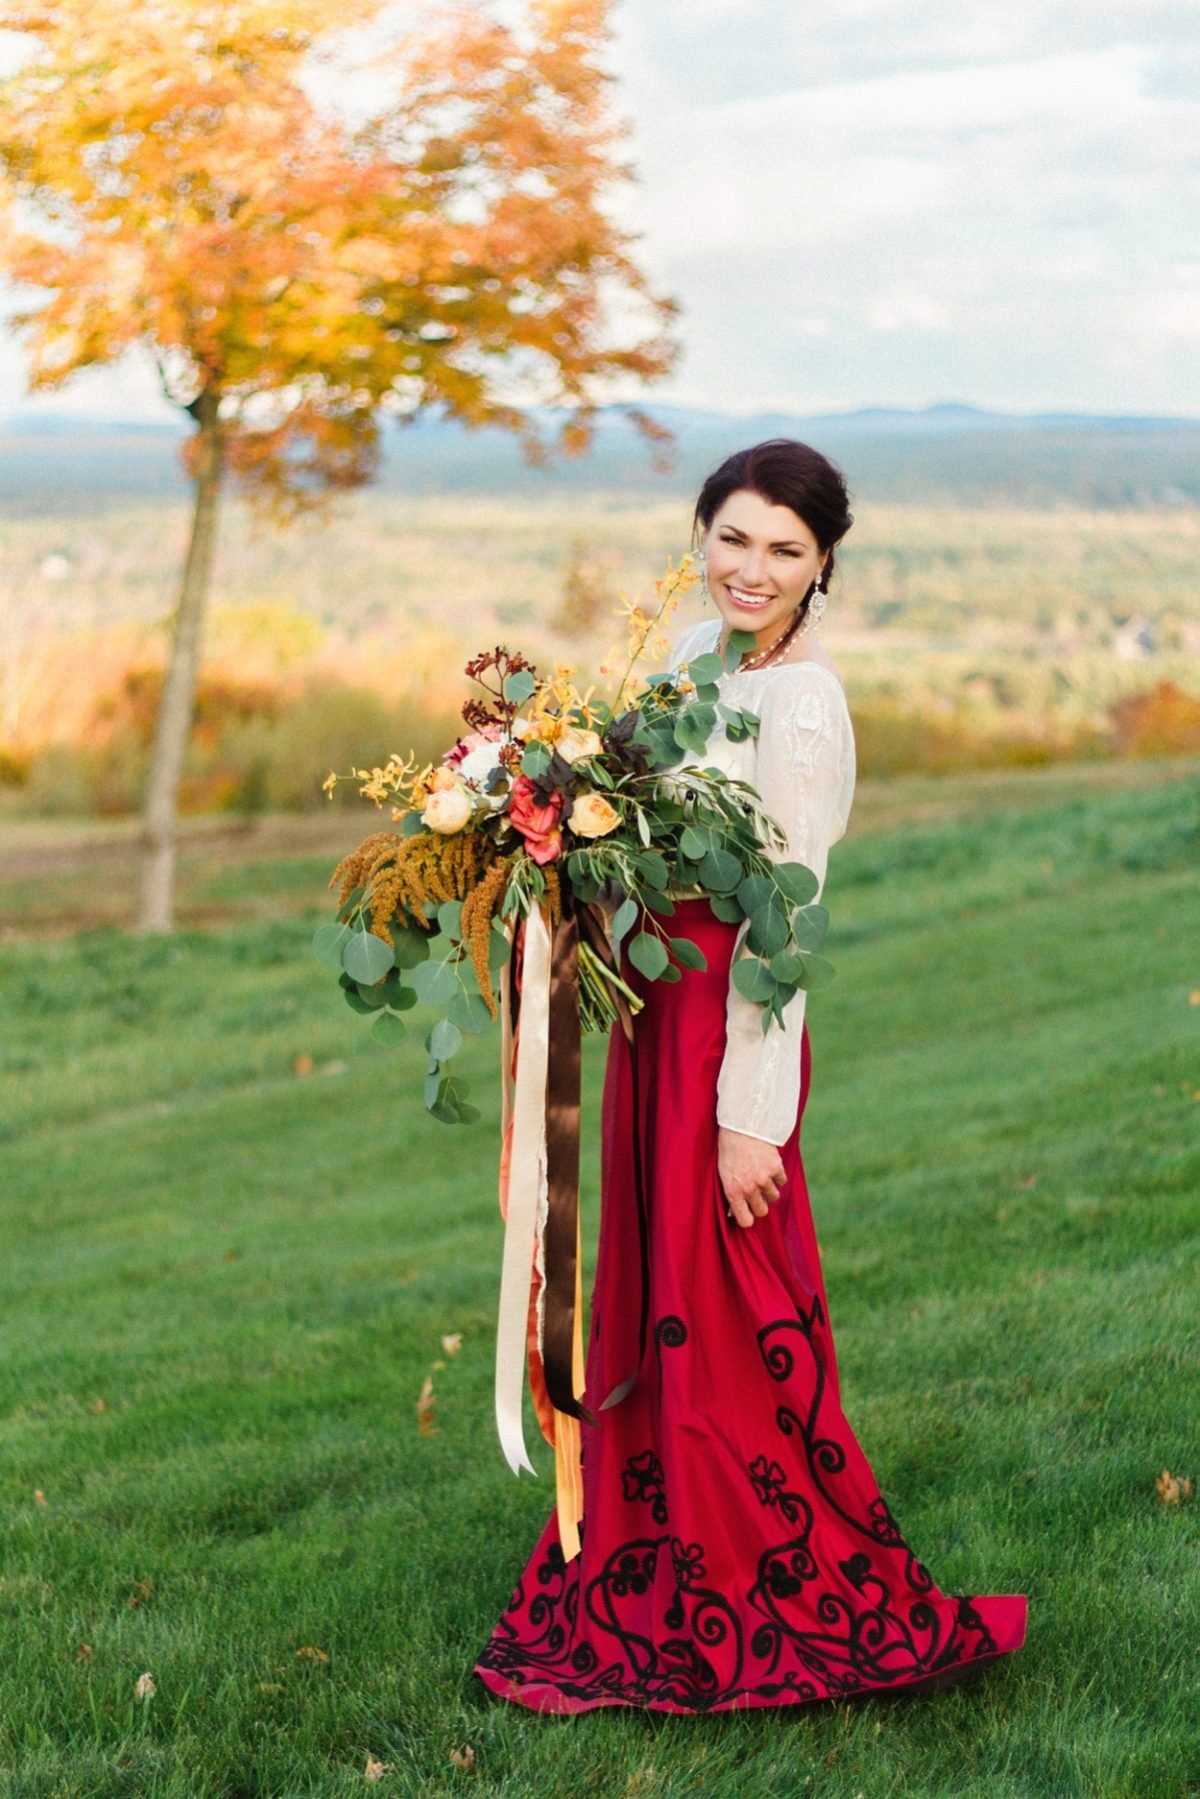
[
  {"x1": 574, "y1": 900, "x2": 651, "y2": 1414},
  {"x1": 542, "y1": 893, "x2": 596, "y2": 1426}
]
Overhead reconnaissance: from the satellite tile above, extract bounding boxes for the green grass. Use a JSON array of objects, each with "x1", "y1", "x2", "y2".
[{"x1": 0, "y1": 760, "x2": 1197, "y2": 1796}]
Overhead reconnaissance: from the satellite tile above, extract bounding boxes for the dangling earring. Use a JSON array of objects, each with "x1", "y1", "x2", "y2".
[
  {"x1": 797, "y1": 573, "x2": 827, "y2": 635},
  {"x1": 696, "y1": 546, "x2": 711, "y2": 602}
]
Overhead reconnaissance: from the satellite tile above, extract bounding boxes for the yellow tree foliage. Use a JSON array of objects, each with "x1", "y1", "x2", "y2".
[{"x1": 0, "y1": 0, "x2": 678, "y2": 927}]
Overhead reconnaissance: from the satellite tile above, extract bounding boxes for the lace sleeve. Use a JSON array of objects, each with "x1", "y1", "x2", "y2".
[{"x1": 715, "y1": 667, "x2": 854, "y2": 1146}]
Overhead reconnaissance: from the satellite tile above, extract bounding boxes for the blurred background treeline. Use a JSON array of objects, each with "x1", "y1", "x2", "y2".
[{"x1": 2, "y1": 402, "x2": 1198, "y2": 825}]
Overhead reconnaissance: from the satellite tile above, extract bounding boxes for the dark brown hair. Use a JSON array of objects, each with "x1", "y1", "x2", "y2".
[{"x1": 692, "y1": 438, "x2": 854, "y2": 587}]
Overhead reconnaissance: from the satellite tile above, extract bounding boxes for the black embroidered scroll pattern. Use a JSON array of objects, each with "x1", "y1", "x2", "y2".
[
  {"x1": 653, "y1": 1313, "x2": 687, "y2": 1383},
  {"x1": 584, "y1": 1534, "x2": 744, "y2": 1708},
  {"x1": 476, "y1": 1304, "x2": 1002, "y2": 1709},
  {"x1": 622, "y1": 1450, "x2": 668, "y2": 1524},
  {"x1": 757, "y1": 1307, "x2": 941, "y2": 1602}
]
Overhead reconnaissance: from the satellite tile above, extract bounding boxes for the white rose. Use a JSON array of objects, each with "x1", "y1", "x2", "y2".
[
  {"x1": 557, "y1": 726, "x2": 603, "y2": 764},
  {"x1": 422, "y1": 785, "x2": 474, "y2": 834},
  {"x1": 457, "y1": 740, "x2": 511, "y2": 809}
]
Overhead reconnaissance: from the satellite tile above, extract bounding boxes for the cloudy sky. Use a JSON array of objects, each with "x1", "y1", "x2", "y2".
[{"x1": 2, "y1": 0, "x2": 1198, "y2": 421}]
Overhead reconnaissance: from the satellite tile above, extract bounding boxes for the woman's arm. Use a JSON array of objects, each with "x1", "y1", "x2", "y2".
[{"x1": 716, "y1": 665, "x2": 854, "y2": 1148}]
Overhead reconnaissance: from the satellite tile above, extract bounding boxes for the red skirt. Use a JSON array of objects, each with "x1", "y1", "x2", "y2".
[{"x1": 475, "y1": 897, "x2": 1028, "y2": 1713}]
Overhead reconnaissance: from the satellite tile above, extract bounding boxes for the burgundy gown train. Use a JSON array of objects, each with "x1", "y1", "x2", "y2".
[{"x1": 474, "y1": 897, "x2": 1028, "y2": 1714}]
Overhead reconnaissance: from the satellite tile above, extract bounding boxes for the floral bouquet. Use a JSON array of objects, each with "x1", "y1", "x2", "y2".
[{"x1": 315, "y1": 557, "x2": 833, "y2": 1556}]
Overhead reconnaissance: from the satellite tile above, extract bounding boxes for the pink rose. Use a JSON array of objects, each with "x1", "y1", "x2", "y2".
[{"x1": 509, "y1": 773, "x2": 564, "y2": 865}]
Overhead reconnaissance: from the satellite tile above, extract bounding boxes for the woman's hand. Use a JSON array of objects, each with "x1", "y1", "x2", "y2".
[{"x1": 717, "y1": 1127, "x2": 787, "y2": 1228}]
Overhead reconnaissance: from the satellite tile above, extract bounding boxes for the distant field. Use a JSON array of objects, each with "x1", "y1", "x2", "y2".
[
  {"x1": 1, "y1": 488, "x2": 1197, "y2": 782},
  {"x1": 0, "y1": 756, "x2": 1195, "y2": 1795}
]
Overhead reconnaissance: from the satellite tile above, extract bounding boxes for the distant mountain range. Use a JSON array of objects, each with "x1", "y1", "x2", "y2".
[{"x1": 2, "y1": 401, "x2": 1198, "y2": 508}]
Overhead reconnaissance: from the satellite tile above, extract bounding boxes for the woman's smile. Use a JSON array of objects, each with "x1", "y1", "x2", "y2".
[{"x1": 725, "y1": 584, "x2": 777, "y2": 609}]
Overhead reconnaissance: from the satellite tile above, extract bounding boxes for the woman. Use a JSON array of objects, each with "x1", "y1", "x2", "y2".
[{"x1": 474, "y1": 440, "x2": 1028, "y2": 1713}]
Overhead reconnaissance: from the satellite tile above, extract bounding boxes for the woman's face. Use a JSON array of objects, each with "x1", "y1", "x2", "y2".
[{"x1": 700, "y1": 488, "x2": 828, "y2": 647}]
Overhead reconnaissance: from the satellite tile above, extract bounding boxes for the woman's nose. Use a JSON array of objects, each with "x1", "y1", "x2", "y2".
[{"x1": 738, "y1": 549, "x2": 769, "y2": 586}]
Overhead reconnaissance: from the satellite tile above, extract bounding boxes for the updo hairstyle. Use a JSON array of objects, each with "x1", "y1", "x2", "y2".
[{"x1": 692, "y1": 438, "x2": 854, "y2": 589}]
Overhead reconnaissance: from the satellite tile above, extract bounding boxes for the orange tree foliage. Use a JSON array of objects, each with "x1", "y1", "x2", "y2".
[{"x1": 0, "y1": 0, "x2": 678, "y2": 515}]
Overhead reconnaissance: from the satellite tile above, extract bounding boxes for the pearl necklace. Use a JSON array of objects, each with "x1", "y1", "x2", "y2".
[{"x1": 722, "y1": 603, "x2": 807, "y2": 674}]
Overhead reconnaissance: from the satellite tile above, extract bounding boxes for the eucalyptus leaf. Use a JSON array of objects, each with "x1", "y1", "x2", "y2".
[
  {"x1": 774, "y1": 861, "x2": 820, "y2": 905},
  {"x1": 371, "y1": 1011, "x2": 407, "y2": 1047},
  {"x1": 709, "y1": 893, "x2": 744, "y2": 923},
  {"x1": 342, "y1": 931, "x2": 395, "y2": 986},
  {"x1": 724, "y1": 628, "x2": 757, "y2": 670},
  {"x1": 769, "y1": 949, "x2": 807, "y2": 984},
  {"x1": 747, "y1": 901, "x2": 790, "y2": 958},
  {"x1": 312, "y1": 922, "x2": 352, "y2": 969},
  {"x1": 636, "y1": 808, "x2": 652, "y2": 848},
  {"x1": 521, "y1": 739, "x2": 551, "y2": 777},
  {"x1": 410, "y1": 958, "x2": 458, "y2": 1007},
  {"x1": 628, "y1": 932, "x2": 669, "y2": 979},
  {"x1": 437, "y1": 900, "x2": 463, "y2": 941},
  {"x1": 791, "y1": 903, "x2": 830, "y2": 951},
  {"x1": 448, "y1": 990, "x2": 495, "y2": 1034},
  {"x1": 429, "y1": 1018, "x2": 465, "y2": 1060},
  {"x1": 640, "y1": 888, "x2": 677, "y2": 917},
  {"x1": 610, "y1": 897, "x2": 638, "y2": 946},
  {"x1": 341, "y1": 986, "x2": 376, "y2": 1016},
  {"x1": 400, "y1": 811, "x2": 426, "y2": 839},
  {"x1": 731, "y1": 955, "x2": 778, "y2": 1002},
  {"x1": 658, "y1": 963, "x2": 682, "y2": 983},
  {"x1": 387, "y1": 984, "x2": 419, "y2": 1013},
  {"x1": 667, "y1": 936, "x2": 707, "y2": 971},
  {"x1": 354, "y1": 979, "x2": 392, "y2": 1011},
  {"x1": 685, "y1": 652, "x2": 725, "y2": 684},
  {"x1": 392, "y1": 925, "x2": 432, "y2": 969},
  {"x1": 679, "y1": 824, "x2": 712, "y2": 859},
  {"x1": 487, "y1": 919, "x2": 512, "y2": 972},
  {"x1": 506, "y1": 669, "x2": 537, "y2": 703},
  {"x1": 698, "y1": 847, "x2": 742, "y2": 892},
  {"x1": 636, "y1": 850, "x2": 670, "y2": 890},
  {"x1": 736, "y1": 872, "x2": 775, "y2": 914}
]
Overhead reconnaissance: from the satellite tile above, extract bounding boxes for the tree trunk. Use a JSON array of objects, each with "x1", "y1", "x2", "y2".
[{"x1": 136, "y1": 387, "x2": 223, "y2": 933}]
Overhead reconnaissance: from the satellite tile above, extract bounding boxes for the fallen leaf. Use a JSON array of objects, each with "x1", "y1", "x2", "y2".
[
  {"x1": 295, "y1": 1644, "x2": 330, "y2": 1662},
  {"x1": 365, "y1": 1757, "x2": 394, "y2": 1781},
  {"x1": 449, "y1": 1745, "x2": 476, "y2": 1771},
  {"x1": 90, "y1": 1396, "x2": 108, "y2": 1413},
  {"x1": 33, "y1": 1489, "x2": 46, "y2": 1506},
  {"x1": 1155, "y1": 1469, "x2": 1194, "y2": 1505},
  {"x1": 441, "y1": 1333, "x2": 464, "y2": 1356},
  {"x1": 134, "y1": 1672, "x2": 156, "y2": 1701},
  {"x1": 1019, "y1": 1175, "x2": 1039, "y2": 1189},
  {"x1": 78, "y1": 1643, "x2": 93, "y2": 1661},
  {"x1": 417, "y1": 1375, "x2": 438, "y2": 1435},
  {"x1": 293, "y1": 1053, "x2": 315, "y2": 1077},
  {"x1": 1188, "y1": 990, "x2": 1200, "y2": 1006},
  {"x1": 128, "y1": 1579, "x2": 154, "y2": 1609}
]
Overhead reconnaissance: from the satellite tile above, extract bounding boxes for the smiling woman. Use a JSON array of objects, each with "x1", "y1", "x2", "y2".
[{"x1": 474, "y1": 439, "x2": 1029, "y2": 1714}]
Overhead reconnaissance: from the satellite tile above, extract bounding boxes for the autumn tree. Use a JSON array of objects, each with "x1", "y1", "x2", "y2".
[{"x1": 0, "y1": 0, "x2": 677, "y2": 930}]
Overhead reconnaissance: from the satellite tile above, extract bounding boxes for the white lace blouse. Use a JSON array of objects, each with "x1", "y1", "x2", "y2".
[{"x1": 665, "y1": 616, "x2": 857, "y2": 1146}]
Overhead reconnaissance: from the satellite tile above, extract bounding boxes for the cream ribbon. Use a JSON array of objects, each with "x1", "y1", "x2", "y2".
[{"x1": 494, "y1": 900, "x2": 551, "y2": 1477}]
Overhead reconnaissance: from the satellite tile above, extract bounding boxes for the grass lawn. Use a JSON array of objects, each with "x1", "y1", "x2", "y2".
[{"x1": 0, "y1": 759, "x2": 1197, "y2": 1797}]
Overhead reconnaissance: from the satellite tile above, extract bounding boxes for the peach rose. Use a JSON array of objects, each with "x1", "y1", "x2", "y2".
[
  {"x1": 568, "y1": 790, "x2": 619, "y2": 839},
  {"x1": 422, "y1": 785, "x2": 474, "y2": 834}
]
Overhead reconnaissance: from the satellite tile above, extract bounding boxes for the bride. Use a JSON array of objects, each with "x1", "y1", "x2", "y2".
[{"x1": 474, "y1": 439, "x2": 1029, "y2": 1713}]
